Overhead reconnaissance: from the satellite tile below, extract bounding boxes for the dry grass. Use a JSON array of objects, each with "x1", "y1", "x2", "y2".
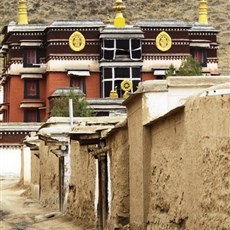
[{"x1": 0, "y1": 0, "x2": 229, "y2": 74}]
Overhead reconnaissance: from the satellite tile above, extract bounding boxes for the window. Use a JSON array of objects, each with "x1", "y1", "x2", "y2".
[
  {"x1": 102, "y1": 39, "x2": 142, "y2": 61},
  {"x1": 23, "y1": 48, "x2": 39, "y2": 67},
  {"x1": 131, "y1": 40, "x2": 141, "y2": 60},
  {"x1": 70, "y1": 77, "x2": 86, "y2": 93},
  {"x1": 191, "y1": 49, "x2": 207, "y2": 67},
  {"x1": 102, "y1": 67, "x2": 141, "y2": 98},
  {"x1": 24, "y1": 110, "x2": 40, "y2": 122},
  {"x1": 103, "y1": 40, "x2": 115, "y2": 60},
  {"x1": 116, "y1": 40, "x2": 130, "y2": 58},
  {"x1": 24, "y1": 80, "x2": 40, "y2": 99}
]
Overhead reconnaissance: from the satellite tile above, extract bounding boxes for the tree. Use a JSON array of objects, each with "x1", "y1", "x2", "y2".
[
  {"x1": 165, "y1": 64, "x2": 176, "y2": 77},
  {"x1": 176, "y1": 55, "x2": 202, "y2": 76},
  {"x1": 50, "y1": 89, "x2": 93, "y2": 117}
]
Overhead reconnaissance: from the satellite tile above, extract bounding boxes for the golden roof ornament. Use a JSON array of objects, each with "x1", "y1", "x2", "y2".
[
  {"x1": 199, "y1": 0, "x2": 208, "y2": 24},
  {"x1": 18, "y1": 0, "x2": 28, "y2": 25},
  {"x1": 109, "y1": 86, "x2": 119, "y2": 98},
  {"x1": 113, "y1": 0, "x2": 126, "y2": 27}
]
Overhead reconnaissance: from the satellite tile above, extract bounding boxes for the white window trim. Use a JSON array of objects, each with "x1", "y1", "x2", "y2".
[{"x1": 102, "y1": 67, "x2": 141, "y2": 97}]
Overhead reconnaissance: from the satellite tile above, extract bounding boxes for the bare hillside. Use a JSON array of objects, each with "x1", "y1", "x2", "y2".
[{"x1": 0, "y1": 0, "x2": 230, "y2": 74}]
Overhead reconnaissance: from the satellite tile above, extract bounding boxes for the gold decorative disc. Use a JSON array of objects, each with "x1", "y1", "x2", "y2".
[
  {"x1": 156, "y1": 31, "x2": 172, "y2": 52},
  {"x1": 121, "y1": 79, "x2": 133, "y2": 91},
  {"x1": 69, "y1": 31, "x2": 86, "y2": 52}
]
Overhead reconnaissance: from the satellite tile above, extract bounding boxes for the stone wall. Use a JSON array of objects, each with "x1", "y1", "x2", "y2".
[
  {"x1": 107, "y1": 127, "x2": 130, "y2": 229},
  {"x1": 147, "y1": 94, "x2": 230, "y2": 229},
  {"x1": 67, "y1": 140, "x2": 97, "y2": 228},
  {"x1": 39, "y1": 141, "x2": 59, "y2": 210}
]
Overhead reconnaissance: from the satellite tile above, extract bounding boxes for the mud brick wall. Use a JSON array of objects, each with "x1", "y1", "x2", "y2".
[
  {"x1": 39, "y1": 141, "x2": 59, "y2": 210},
  {"x1": 67, "y1": 140, "x2": 96, "y2": 228},
  {"x1": 107, "y1": 127, "x2": 129, "y2": 229},
  {"x1": 147, "y1": 94, "x2": 230, "y2": 229},
  {"x1": 31, "y1": 150, "x2": 40, "y2": 185}
]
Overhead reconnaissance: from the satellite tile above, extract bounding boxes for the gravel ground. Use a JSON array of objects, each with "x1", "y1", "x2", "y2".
[{"x1": 0, "y1": 176, "x2": 84, "y2": 230}]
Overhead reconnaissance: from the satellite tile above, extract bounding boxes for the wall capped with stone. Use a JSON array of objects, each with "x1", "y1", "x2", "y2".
[
  {"x1": 67, "y1": 140, "x2": 97, "y2": 228},
  {"x1": 147, "y1": 94, "x2": 230, "y2": 229}
]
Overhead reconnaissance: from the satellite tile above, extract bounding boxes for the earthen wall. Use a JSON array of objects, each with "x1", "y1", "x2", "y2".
[
  {"x1": 67, "y1": 140, "x2": 97, "y2": 228},
  {"x1": 107, "y1": 127, "x2": 130, "y2": 229},
  {"x1": 147, "y1": 94, "x2": 230, "y2": 229},
  {"x1": 39, "y1": 141, "x2": 59, "y2": 210}
]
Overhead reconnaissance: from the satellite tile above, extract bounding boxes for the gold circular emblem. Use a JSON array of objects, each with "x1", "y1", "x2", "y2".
[
  {"x1": 69, "y1": 31, "x2": 86, "y2": 52},
  {"x1": 121, "y1": 79, "x2": 133, "y2": 91},
  {"x1": 156, "y1": 31, "x2": 172, "y2": 52}
]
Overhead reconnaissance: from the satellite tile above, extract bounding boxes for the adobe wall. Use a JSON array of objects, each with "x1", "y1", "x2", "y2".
[
  {"x1": 30, "y1": 150, "x2": 40, "y2": 185},
  {"x1": 30, "y1": 150, "x2": 40, "y2": 200},
  {"x1": 39, "y1": 140, "x2": 59, "y2": 210},
  {"x1": 67, "y1": 140, "x2": 96, "y2": 228},
  {"x1": 107, "y1": 127, "x2": 130, "y2": 229},
  {"x1": 147, "y1": 94, "x2": 230, "y2": 229}
]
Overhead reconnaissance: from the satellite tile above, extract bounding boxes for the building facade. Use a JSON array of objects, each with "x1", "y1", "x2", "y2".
[{"x1": 0, "y1": 0, "x2": 218, "y2": 122}]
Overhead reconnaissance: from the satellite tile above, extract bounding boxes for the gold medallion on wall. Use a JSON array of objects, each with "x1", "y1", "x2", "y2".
[
  {"x1": 69, "y1": 31, "x2": 86, "y2": 52},
  {"x1": 156, "y1": 31, "x2": 172, "y2": 52}
]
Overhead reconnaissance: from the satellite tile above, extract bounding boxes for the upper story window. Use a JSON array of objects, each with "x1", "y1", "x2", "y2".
[
  {"x1": 70, "y1": 77, "x2": 86, "y2": 94},
  {"x1": 102, "y1": 39, "x2": 142, "y2": 61},
  {"x1": 23, "y1": 48, "x2": 39, "y2": 67},
  {"x1": 102, "y1": 67, "x2": 141, "y2": 98},
  {"x1": 24, "y1": 79, "x2": 40, "y2": 99},
  {"x1": 68, "y1": 70, "x2": 89, "y2": 94},
  {"x1": 24, "y1": 110, "x2": 40, "y2": 122},
  {"x1": 191, "y1": 48, "x2": 207, "y2": 67}
]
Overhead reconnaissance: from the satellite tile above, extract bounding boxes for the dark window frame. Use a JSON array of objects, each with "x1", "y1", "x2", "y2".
[
  {"x1": 24, "y1": 109, "x2": 40, "y2": 122},
  {"x1": 23, "y1": 48, "x2": 40, "y2": 67},
  {"x1": 102, "y1": 39, "x2": 142, "y2": 61},
  {"x1": 24, "y1": 79, "x2": 40, "y2": 99},
  {"x1": 102, "y1": 67, "x2": 141, "y2": 98},
  {"x1": 70, "y1": 77, "x2": 86, "y2": 94},
  {"x1": 191, "y1": 48, "x2": 207, "y2": 67}
]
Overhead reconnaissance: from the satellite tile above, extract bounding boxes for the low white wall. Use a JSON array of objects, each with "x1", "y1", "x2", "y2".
[
  {"x1": 23, "y1": 146, "x2": 31, "y2": 185},
  {"x1": 0, "y1": 148, "x2": 21, "y2": 177}
]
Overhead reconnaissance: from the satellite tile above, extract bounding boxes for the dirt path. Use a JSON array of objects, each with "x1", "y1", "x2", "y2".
[{"x1": 0, "y1": 176, "x2": 83, "y2": 230}]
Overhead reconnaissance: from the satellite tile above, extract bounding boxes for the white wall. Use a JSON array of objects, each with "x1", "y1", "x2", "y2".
[
  {"x1": 23, "y1": 146, "x2": 31, "y2": 185},
  {"x1": 0, "y1": 148, "x2": 21, "y2": 177}
]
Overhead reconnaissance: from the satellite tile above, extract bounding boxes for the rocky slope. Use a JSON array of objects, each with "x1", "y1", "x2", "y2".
[{"x1": 0, "y1": 0, "x2": 230, "y2": 74}]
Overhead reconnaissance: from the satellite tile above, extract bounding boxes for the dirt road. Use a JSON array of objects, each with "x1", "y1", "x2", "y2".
[{"x1": 0, "y1": 176, "x2": 83, "y2": 230}]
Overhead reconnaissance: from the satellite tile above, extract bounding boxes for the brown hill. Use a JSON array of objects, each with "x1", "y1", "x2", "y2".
[{"x1": 0, "y1": 0, "x2": 230, "y2": 74}]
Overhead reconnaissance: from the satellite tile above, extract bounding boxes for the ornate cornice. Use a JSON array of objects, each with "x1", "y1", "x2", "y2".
[
  {"x1": 48, "y1": 55, "x2": 100, "y2": 61},
  {"x1": 13, "y1": 32, "x2": 45, "y2": 36},
  {"x1": 189, "y1": 32, "x2": 216, "y2": 36},
  {"x1": 207, "y1": 58, "x2": 218, "y2": 63},
  {"x1": 49, "y1": 28, "x2": 100, "y2": 32},
  {"x1": 143, "y1": 54, "x2": 188, "y2": 61},
  {"x1": 143, "y1": 55, "x2": 218, "y2": 63},
  {"x1": 47, "y1": 41, "x2": 100, "y2": 46},
  {"x1": 142, "y1": 28, "x2": 188, "y2": 32},
  {"x1": 142, "y1": 41, "x2": 190, "y2": 46}
]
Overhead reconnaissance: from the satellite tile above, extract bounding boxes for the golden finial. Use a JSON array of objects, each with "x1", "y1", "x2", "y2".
[
  {"x1": 199, "y1": 0, "x2": 208, "y2": 24},
  {"x1": 113, "y1": 0, "x2": 126, "y2": 27},
  {"x1": 109, "y1": 86, "x2": 119, "y2": 98},
  {"x1": 18, "y1": 0, "x2": 28, "y2": 25}
]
